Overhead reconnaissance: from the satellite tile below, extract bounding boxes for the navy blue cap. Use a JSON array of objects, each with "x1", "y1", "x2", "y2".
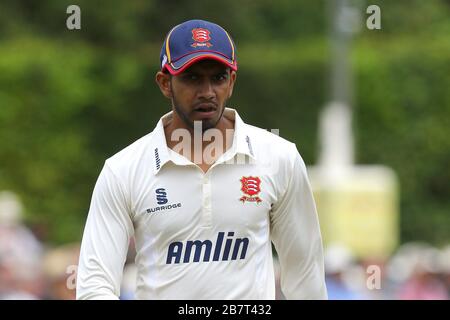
[{"x1": 160, "y1": 19, "x2": 237, "y2": 75}]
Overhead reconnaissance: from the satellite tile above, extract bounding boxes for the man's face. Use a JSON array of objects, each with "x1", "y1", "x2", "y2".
[{"x1": 158, "y1": 60, "x2": 236, "y2": 131}]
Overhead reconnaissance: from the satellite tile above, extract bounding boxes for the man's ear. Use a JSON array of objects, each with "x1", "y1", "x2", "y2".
[
  {"x1": 228, "y1": 70, "x2": 237, "y2": 98},
  {"x1": 155, "y1": 71, "x2": 172, "y2": 99}
]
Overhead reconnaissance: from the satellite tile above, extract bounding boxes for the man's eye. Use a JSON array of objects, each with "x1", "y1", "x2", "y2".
[{"x1": 214, "y1": 74, "x2": 228, "y2": 81}]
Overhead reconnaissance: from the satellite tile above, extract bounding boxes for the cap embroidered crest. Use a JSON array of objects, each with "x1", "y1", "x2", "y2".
[{"x1": 191, "y1": 28, "x2": 212, "y2": 48}]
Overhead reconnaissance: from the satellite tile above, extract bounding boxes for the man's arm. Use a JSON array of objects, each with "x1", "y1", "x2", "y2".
[
  {"x1": 76, "y1": 162, "x2": 134, "y2": 300},
  {"x1": 270, "y1": 145, "x2": 327, "y2": 299}
]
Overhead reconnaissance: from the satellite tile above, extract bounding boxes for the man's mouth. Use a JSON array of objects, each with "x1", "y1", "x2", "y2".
[
  {"x1": 193, "y1": 103, "x2": 218, "y2": 120},
  {"x1": 194, "y1": 103, "x2": 217, "y2": 113}
]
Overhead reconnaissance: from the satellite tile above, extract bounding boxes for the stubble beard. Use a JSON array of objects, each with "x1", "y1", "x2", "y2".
[{"x1": 171, "y1": 90, "x2": 227, "y2": 133}]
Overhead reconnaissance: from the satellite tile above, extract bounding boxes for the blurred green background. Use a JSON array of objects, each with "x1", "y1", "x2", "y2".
[{"x1": 0, "y1": 0, "x2": 449, "y2": 246}]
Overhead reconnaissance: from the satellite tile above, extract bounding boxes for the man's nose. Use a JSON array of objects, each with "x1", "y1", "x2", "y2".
[{"x1": 197, "y1": 79, "x2": 215, "y2": 99}]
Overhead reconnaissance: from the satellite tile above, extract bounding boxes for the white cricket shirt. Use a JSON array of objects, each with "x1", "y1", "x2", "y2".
[{"x1": 76, "y1": 108, "x2": 327, "y2": 300}]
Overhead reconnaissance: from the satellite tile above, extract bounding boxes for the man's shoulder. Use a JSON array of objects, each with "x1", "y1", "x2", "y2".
[
  {"x1": 244, "y1": 123, "x2": 297, "y2": 158},
  {"x1": 104, "y1": 130, "x2": 155, "y2": 173}
]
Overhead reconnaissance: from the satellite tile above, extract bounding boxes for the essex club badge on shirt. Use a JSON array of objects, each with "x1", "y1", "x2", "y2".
[{"x1": 239, "y1": 176, "x2": 262, "y2": 204}]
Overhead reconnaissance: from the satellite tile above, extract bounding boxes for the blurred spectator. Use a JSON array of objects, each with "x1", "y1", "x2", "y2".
[
  {"x1": 398, "y1": 270, "x2": 448, "y2": 300},
  {"x1": 388, "y1": 242, "x2": 448, "y2": 300},
  {"x1": 324, "y1": 243, "x2": 368, "y2": 300},
  {"x1": 1, "y1": 189, "x2": 448, "y2": 300},
  {"x1": 358, "y1": 258, "x2": 398, "y2": 300},
  {"x1": 0, "y1": 191, "x2": 44, "y2": 299},
  {"x1": 439, "y1": 245, "x2": 450, "y2": 297},
  {"x1": 42, "y1": 243, "x2": 80, "y2": 299}
]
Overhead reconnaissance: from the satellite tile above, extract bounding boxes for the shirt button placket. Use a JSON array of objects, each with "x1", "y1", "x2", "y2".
[{"x1": 202, "y1": 172, "x2": 212, "y2": 228}]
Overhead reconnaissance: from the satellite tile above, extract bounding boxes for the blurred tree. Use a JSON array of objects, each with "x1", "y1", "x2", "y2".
[{"x1": 0, "y1": 0, "x2": 448, "y2": 245}]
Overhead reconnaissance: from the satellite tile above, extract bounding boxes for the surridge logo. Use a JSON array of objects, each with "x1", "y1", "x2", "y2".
[
  {"x1": 146, "y1": 188, "x2": 182, "y2": 213},
  {"x1": 156, "y1": 188, "x2": 168, "y2": 204},
  {"x1": 166, "y1": 231, "x2": 249, "y2": 264}
]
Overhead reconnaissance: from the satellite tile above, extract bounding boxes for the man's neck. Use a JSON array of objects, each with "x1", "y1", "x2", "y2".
[{"x1": 163, "y1": 112, "x2": 235, "y2": 170}]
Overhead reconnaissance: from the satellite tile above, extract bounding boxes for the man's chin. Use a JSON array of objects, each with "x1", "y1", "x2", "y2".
[
  {"x1": 191, "y1": 112, "x2": 220, "y2": 130},
  {"x1": 192, "y1": 118, "x2": 217, "y2": 132}
]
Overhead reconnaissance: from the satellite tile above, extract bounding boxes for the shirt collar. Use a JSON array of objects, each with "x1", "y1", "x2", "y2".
[
  {"x1": 224, "y1": 108, "x2": 256, "y2": 161},
  {"x1": 151, "y1": 108, "x2": 256, "y2": 174}
]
